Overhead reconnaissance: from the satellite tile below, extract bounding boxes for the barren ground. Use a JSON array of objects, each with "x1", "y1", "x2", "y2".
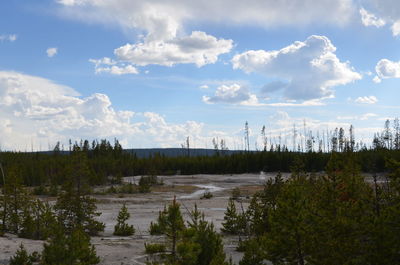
[{"x1": 0, "y1": 173, "x2": 289, "y2": 265}]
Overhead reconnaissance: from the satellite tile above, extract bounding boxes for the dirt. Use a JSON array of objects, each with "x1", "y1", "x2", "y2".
[{"x1": 0, "y1": 173, "x2": 283, "y2": 265}]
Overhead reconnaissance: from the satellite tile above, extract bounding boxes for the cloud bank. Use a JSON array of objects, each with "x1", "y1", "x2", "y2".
[
  {"x1": 0, "y1": 71, "x2": 206, "y2": 150},
  {"x1": 56, "y1": 0, "x2": 354, "y2": 29}
]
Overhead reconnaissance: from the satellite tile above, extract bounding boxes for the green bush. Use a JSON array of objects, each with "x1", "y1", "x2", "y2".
[
  {"x1": 145, "y1": 243, "x2": 166, "y2": 254},
  {"x1": 113, "y1": 204, "x2": 135, "y2": 236},
  {"x1": 139, "y1": 176, "x2": 151, "y2": 193},
  {"x1": 9, "y1": 244, "x2": 37, "y2": 265},
  {"x1": 149, "y1": 221, "x2": 163, "y2": 235},
  {"x1": 200, "y1": 191, "x2": 213, "y2": 199},
  {"x1": 118, "y1": 183, "x2": 136, "y2": 194}
]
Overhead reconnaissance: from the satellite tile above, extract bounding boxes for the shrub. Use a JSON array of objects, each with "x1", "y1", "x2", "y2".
[
  {"x1": 118, "y1": 183, "x2": 136, "y2": 194},
  {"x1": 149, "y1": 221, "x2": 163, "y2": 235},
  {"x1": 9, "y1": 244, "x2": 37, "y2": 265},
  {"x1": 200, "y1": 191, "x2": 213, "y2": 199},
  {"x1": 113, "y1": 204, "x2": 135, "y2": 236},
  {"x1": 145, "y1": 243, "x2": 166, "y2": 254},
  {"x1": 139, "y1": 176, "x2": 151, "y2": 193}
]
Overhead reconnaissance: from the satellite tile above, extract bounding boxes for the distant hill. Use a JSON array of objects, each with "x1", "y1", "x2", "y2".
[{"x1": 35, "y1": 148, "x2": 242, "y2": 158}]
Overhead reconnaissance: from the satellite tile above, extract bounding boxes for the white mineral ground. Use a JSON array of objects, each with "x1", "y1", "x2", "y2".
[{"x1": 0, "y1": 172, "x2": 386, "y2": 264}]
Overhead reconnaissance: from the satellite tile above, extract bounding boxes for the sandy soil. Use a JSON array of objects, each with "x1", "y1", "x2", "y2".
[{"x1": 0, "y1": 173, "x2": 283, "y2": 265}]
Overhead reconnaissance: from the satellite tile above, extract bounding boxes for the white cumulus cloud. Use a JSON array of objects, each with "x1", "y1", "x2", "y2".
[
  {"x1": 360, "y1": 8, "x2": 386, "y2": 27},
  {"x1": 391, "y1": 20, "x2": 400, "y2": 36},
  {"x1": 202, "y1": 84, "x2": 260, "y2": 106},
  {"x1": 375, "y1": 58, "x2": 400, "y2": 80},
  {"x1": 96, "y1": 65, "x2": 138, "y2": 75},
  {"x1": 355, "y1": 96, "x2": 378, "y2": 104},
  {"x1": 232, "y1": 35, "x2": 361, "y2": 100},
  {"x1": 361, "y1": 1, "x2": 400, "y2": 36},
  {"x1": 46, "y1": 47, "x2": 58, "y2": 57},
  {"x1": 89, "y1": 57, "x2": 138, "y2": 75},
  {"x1": 114, "y1": 31, "x2": 233, "y2": 67}
]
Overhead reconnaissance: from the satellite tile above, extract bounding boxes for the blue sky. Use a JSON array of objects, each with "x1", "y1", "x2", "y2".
[{"x1": 1, "y1": 0, "x2": 400, "y2": 151}]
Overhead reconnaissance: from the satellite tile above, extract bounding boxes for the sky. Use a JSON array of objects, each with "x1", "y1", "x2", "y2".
[{"x1": 1, "y1": 0, "x2": 400, "y2": 151}]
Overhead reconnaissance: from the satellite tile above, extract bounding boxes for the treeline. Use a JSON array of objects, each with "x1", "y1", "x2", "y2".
[
  {"x1": 1, "y1": 141, "x2": 400, "y2": 188},
  {"x1": 1, "y1": 119, "x2": 400, "y2": 187}
]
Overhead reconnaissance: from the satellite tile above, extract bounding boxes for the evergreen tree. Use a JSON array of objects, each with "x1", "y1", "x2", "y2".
[
  {"x1": 177, "y1": 218, "x2": 230, "y2": 265},
  {"x1": 19, "y1": 200, "x2": 56, "y2": 240},
  {"x1": 138, "y1": 176, "x2": 151, "y2": 193},
  {"x1": 165, "y1": 197, "x2": 185, "y2": 259},
  {"x1": 221, "y1": 198, "x2": 239, "y2": 234},
  {"x1": 18, "y1": 204, "x2": 35, "y2": 239},
  {"x1": 263, "y1": 174, "x2": 312, "y2": 265},
  {"x1": 1, "y1": 167, "x2": 30, "y2": 234},
  {"x1": 9, "y1": 244, "x2": 33, "y2": 265},
  {"x1": 147, "y1": 204, "x2": 231, "y2": 265},
  {"x1": 147, "y1": 197, "x2": 185, "y2": 260},
  {"x1": 149, "y1": 205, "x2": 168, "y2": 235},
  {"x1": 113, "y1": 203, "x2": 135, "y2": 236},
  {"x1": 55, "y1": 147, "x2": 104, "y2": 235},
  {"x1": 41, "y1": 224, "x2": 100, "y2": 265}
]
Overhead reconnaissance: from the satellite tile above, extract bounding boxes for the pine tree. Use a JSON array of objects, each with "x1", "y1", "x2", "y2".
[
  {"x1": 165, "y1": 197, "x2": 185, "y2": 259},
  {"x1": 148, "y1": 204, "x2": 231, "y2": 265},
  {"x1": 41, "y1": 224, "x2": 100, "y2": 265},
  {"x1": 55, "y1": 147, "x2": 104, "y2": 236},
  {"x1": 221, "y1": 198, "x2": 239, "y2": 234},
  {"x1": 138, "y1": 176, "x2": 151, "y2": 193},
  {"x1": 19, "y1": 199, "x2": 56, "y2": 240},
  {"x1": 9, "y1": 244, "x2": 33, "y2": 265},
  {"x1": 148, "y1": 197, "x2": 185, "y2": 260},
  {"x1": 18, "y1": 204, "x2": 35, "y2": 239},
  {"x1": 149, "y1": 205, "x2": 168, "y2": 235},
  {"x1": 113, "y1": 203, "x2": 135, "y2": 236},
  {"x1": 192, "y1": 220, "x2": 229, "y2": 265},
  {"x1": 2, "y1": 167, "x2": 30, "y2": 234}
]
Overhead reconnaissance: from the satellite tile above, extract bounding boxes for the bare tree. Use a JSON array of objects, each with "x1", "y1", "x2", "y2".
[{"x1": 244, "y1": 121, "x2": 250, "y2": 151}]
